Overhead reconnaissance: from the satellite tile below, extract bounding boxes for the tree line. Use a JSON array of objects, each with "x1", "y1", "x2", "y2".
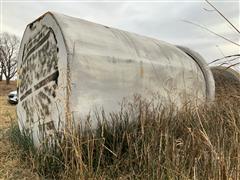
[{"x1": 0, "y1": 32, "x2": 20, "y2": 84}]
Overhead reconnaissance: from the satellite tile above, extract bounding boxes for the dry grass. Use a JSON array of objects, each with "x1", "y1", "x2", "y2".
[
  {"x1": 0, "y1": 81, "x2": 39, "y2": 179},
  {"x1": 0, "y1": 96, "x2": 39, "y2": 179},
  {"x1": 1, "y1": 79, "x2": 239, "y2": 179},
  {"x1": 0, "y1": 80, "x2": 17, "y2": 130},
  {"x1": 9, "y1": 88, "x2": 240, "y2": 179}
]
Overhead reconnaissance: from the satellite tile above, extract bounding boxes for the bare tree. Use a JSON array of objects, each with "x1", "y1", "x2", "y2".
[
  {"x1": 0, "y1": 32, "x2": 20, "y2": 84},
  {"x1": 0, "y1": 45, "x2": 4, "y2": 81},
  {"x1": 0, "y1": 61, "x2": 3, "y2": 81}
]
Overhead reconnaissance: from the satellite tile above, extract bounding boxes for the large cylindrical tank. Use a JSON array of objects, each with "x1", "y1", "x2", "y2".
[{"x1": 17, "y1": 12, "x2": 215, "y2": 146}]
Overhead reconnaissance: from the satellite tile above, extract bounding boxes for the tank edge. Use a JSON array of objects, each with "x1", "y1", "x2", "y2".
[{"x1": 177, "y1": 46, "x2": 215, "y2": 102}]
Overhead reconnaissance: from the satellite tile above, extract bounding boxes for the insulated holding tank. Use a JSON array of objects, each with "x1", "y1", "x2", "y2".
[{"x1": 17, "y1": 12, "x2": 215, "y2": 146}]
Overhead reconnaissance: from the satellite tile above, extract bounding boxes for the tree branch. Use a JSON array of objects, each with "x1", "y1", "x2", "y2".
[
  {"x1": 183, "y1": 20, "x2": 240, "y2": 47},
  {"x1": 205, "y1": 0, "x2": 240, "y2": 34}
]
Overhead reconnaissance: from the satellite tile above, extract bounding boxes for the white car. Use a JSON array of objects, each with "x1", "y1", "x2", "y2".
[{"x1": 8, "y1": 90, "x2": 18, "y2": 104}]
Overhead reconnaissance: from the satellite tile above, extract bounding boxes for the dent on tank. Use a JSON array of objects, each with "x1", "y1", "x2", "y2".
[{"x1": 17, "y1": 12, "x2": 215, "y2": 146}]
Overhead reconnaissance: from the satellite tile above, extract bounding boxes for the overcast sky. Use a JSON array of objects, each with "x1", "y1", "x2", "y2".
[{"x1": 1, "y1": 0, "x2": 239, "y2": 66}]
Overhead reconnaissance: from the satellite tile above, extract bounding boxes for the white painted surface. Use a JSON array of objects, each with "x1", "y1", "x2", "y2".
[{"x1": 17, "y1": 12, "x2": 215, "y2": 146}]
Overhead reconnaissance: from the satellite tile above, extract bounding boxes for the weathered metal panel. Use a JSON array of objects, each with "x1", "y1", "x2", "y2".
[
  {"x1": 17, "y1": 12, "x2": 215, "y2": 146},
  {"x1": 17, "y1": 13, "x2": 68, "y2": 146}
]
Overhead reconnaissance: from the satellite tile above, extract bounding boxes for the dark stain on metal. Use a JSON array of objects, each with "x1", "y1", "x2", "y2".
[
  {"x1": 20, "y1": 88, "x2": 32, "y2": 101},
  {"x1": 34, "y1": 70, "x2": 59, "y2": 91},
  {"x1": 19, "y1": 24, "x2": 59, "y2": 134},
  {"x1": 19, "y1": 26, "x2": 58, "y2": 94}
]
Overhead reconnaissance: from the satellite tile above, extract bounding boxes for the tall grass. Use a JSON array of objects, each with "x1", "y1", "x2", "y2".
[
  {"x1": 9, "y1": 88, "x2": 240, "y2": 179},
  {"x1": 8, "y1": 2, "x2": 239, "y2": 179}
]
